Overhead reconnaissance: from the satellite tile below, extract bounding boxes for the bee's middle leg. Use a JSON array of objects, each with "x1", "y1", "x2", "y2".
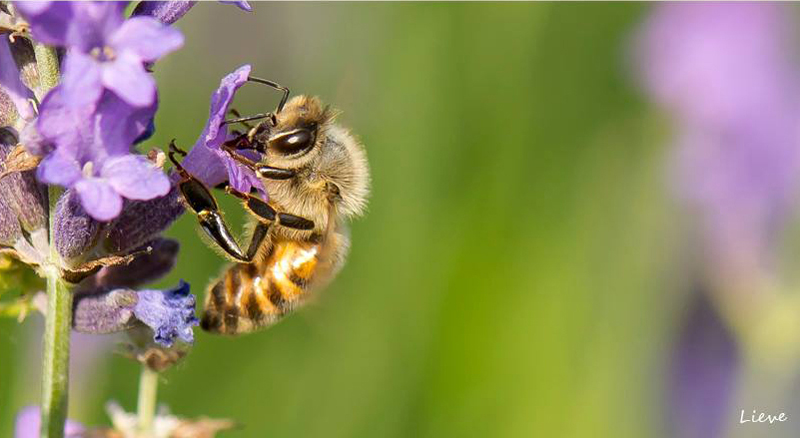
[{"x1": 224, "y1": 186, "x2": 315, "y2": 231}]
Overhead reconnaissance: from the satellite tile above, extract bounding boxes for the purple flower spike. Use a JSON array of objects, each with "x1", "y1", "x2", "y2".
[
  {"x1": 0, "y1": 38, "x2": 34, "y2": 123},
  {"x1": 16, "y1": 1, "x2": 184, "y2": 108},
  {"x1": 635, "y1": 3, "x2": 800, "y2": 265},
  {"x1": 133, "y1": 280, "x2": 198, "y2": 347},
  {"x1": 14, "y1": 406, "x2": 85, "y2": 438},
  {"x1": 182, "y1": 64, "x2": 265, "y2": 196},
  {"x1": 669, "y1": 291, "x2": 738, "y2": 438},
  {"x1": 133, "y1": 1, "x2": 198, "y2": 25}
]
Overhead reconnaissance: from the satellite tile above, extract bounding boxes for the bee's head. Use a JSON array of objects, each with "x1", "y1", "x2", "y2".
[
  {"x1": 256, "y1": 95, "x2": 332, "y2": 170},
  {"x1": 258, "y1": 95, "x2": 369, "y2": 219}
]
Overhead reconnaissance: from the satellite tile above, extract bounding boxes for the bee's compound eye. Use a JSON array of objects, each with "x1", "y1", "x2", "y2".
[{"x1": 269, "y1": 129, "x2": 314, "y2": 155}]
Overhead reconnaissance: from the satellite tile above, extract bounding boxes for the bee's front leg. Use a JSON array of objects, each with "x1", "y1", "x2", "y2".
[
  {"x1": 220, "y1": 142, "x2": 295, "y2": 180},
  {"x1": 168, "y1": 141, "x2": 252, "y2": 262}
]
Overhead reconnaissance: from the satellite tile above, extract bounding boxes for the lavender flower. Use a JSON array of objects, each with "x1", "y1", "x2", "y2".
[
  {"x1": 133, "y1": 280, "x2": 198, "y2": 347},
  {"x1": 35, "y1": 88, "x2": 170, "y2": 221},
  {"x1": 14, "y1": 406, "x2": 84, "y2": 438},
  {"x1": 182, "y1": 64, "x2": 265, "y2": 195},
  {"x1": 635, "y1": 2, "x2": 800, "y2": 265},
  {"x1": 634, "y1": 4, "x2": 800, "y2": 437},
  {"x1": 73, "y1": 281, "x2": 198, "y2": 348},
  {"x1": 15, "y1": 1, "x2": 184, "y2": 108}
]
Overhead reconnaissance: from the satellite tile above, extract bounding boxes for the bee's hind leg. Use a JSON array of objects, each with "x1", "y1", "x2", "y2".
[{"x1": 168, "y1": 141, "x2": 253, "y2": 263}]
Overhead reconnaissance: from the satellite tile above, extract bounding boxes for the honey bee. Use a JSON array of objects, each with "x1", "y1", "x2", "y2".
[{"x1": 169, "y1": 77, "x2": 369, "y2": 335}]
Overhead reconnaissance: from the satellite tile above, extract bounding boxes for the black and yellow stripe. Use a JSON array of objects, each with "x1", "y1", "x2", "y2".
[{"x1": 201, "y1": 239, "x2": 321, "y2": 335}]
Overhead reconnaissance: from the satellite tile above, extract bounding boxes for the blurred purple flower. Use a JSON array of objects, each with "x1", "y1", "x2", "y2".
[
  {"x1": 669, "y1": 291, "x2": 738, "y2": 438},
  {"x1": 182, "y1": 64, "x2": 265, "y2": 195},
  {"x1": 14, "y1": 406, "x2": 84, "y2": 438},
  {"x1": 133, "y1": 0, "x2": 252, "y2": 25},
  {"x1": 132, "y1": 280, "x2": 198, "y2": 347},
  {"x1": 36, "y1": 88, "x2": 170, "y2": 221},
  {"x1": 219, "y1": 0, "x2": 253, "y2": 12},
  {"x1": 0, "y1": 37, "x2": 34, "y2": 122},
  {"x1": 635, "y1": 2, "x2": 800, "y2": 265},
  {"x1": 133, "y1": 1, "x2": 198, "y2": 25},
  {"x1": 15, "y1": 0, "x2": 183, "y2": 108}
]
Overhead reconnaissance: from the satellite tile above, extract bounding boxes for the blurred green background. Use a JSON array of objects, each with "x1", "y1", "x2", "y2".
[{"x1": 0, "y1": 3, "x2": 693, "y2": 437}]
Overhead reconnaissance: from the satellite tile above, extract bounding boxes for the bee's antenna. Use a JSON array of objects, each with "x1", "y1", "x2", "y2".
[{"x1": 247, "y1": 76, "x2": 290, "y2": 113}]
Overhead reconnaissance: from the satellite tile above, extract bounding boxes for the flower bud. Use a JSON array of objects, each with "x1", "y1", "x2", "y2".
[
  {"x1": 72, "y1": 288, "x2": 138, "y2": 334},
  {"x1": 53, "y1": 189, "x2": 103, "y2": 262},
  {"x1": 88, "y1": 238, "x2": 179, "y2": 289},
  {"x1": 0, "y1": 196, "x2": 21, "y2": 246},
  {"x1": 0, "y1": 129, "x2": 47, "y2": 232},
  {"x1": 132, "y1": 1, "x2": 197, "y2": 25},
  {"x1": 104, "y1": 186, "x2": 184, "y2": 254}
]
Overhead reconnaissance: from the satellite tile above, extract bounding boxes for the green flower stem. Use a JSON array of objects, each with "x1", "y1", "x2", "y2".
[
  {"x1": 36, "y1": 40, "x2": 65, "y2": 438},
  {"x1": 40, "y1": 268, "x2": 73, "y2": 438},
  {"x1": 32, "y1": 41, "x2": 59, "y2": 100},
  {"x1": 137, "y1": 365, "x2": 159, "y2": 435}
]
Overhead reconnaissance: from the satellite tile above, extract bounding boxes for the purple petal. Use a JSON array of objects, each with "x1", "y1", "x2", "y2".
[
  {"x1": 101, "y1": 53, "x2": 156, "y2": 108},
  {"x1": 96, "y1": 91, "x2": 158, "y2": 155},
  {"x1": 181, "y1": 142, "x2": 229, "y2": 187},
  {"x1": 36, "y1": 85, "x2": 96, "y2": 157},
  {"x1": 669, "y1": 291, "x2": 738, "y2": 438},
  {"x1": 219, "y1": 0, "x2": 252, "y2": 12},
  {"x1": 110, "y1": 16, "x2": 184, "y2": 62},
  {"x1": 182, "y1": 65, "x2": 265, "y2": 193},
  {"x1": 75, "y1": 178, "x2": 123, "y2": 221},
  {"x1": 101, "y1": 154, "x2": 170, "y2": 200},
  {"x1": 18, "y1": 1, "x2": 126, "y2": 51},
  {"x1": 19, "y1": 123, "x2": 50, "y2": 156},
  {"x1": 132, "y1": 1, "x2": 198, "y2": 25},
  {"x1": 223, "y1": 152, "x2": 266, "y2": 195},
  {"x1": 13, "y1": 1, "x2": 74, "y2": 47},
  {"x1": 14, "y1": 406, "x2": 85, "y2": 438},
  {"x1": 13, "y1": 1, "x2": 52, "y2": 15},
  {"x1": 0, "y1": 38, "x2": 35, "y2": 121},
  {"x1": 36, "y1": 151, "x2": 82, "y2": 187},
  {"x1": 202, "y1": 64, "x2": 251, "y2": 148},
  {"x1": 60, "y1": 51, "x2": 104, "y2": 108},
  {"x1": 133, "y1": 280, "x2": 199, "y2": 347}
]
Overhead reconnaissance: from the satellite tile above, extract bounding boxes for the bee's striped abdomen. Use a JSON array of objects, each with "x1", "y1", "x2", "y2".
[{"x1": 201, "y1": 240, "x2": 321, "y2": 335}]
